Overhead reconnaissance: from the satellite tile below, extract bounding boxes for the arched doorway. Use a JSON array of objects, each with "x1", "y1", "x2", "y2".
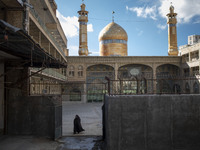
[
  {"x1": 156, "y1": 64, "x2": 180, "y2": 94},
  {"x1": 86, "y1": 64, "x2": 114, "y2": 102},
  {"x1": 118, "y1": 64, "x2": 153, "y2": 94}
]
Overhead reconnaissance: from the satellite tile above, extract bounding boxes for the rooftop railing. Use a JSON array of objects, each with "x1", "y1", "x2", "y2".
[
  {"x1": 29, "y1": 8, "x2": 66, "y2": 57},
  {"x1": 31, "y1": 68, "x2": 67, "y2": 81}
]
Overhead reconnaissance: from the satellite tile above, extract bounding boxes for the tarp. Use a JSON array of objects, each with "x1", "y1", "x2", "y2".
[{"x1": 0, "y1": 20, "x2": 67, "y2": 68}]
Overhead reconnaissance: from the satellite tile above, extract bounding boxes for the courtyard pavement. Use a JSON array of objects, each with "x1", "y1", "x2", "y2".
[{"x1": 62, "y1": 101, "x2": 103, "y2": 136}]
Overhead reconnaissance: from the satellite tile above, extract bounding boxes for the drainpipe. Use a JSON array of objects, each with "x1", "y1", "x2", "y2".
[{"x1": 23, "y1": 0, "x2": 33, "y2": 33}]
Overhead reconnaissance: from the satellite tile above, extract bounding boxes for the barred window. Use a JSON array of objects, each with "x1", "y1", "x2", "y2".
[
  {"x1": 69, "y1": 65, "x2": 75, "y2": 77},
  {"x1": 78, "y1": 65, "x2": 83, "y2": 77}
]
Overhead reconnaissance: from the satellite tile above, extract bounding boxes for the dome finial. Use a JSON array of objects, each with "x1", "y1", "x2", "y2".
[
  {"x1": 112, "y1": 11, "x2": 115, "y2": 22},
  {"x1": 169, "y1": 2, "x2": 174, "y2": 13}
]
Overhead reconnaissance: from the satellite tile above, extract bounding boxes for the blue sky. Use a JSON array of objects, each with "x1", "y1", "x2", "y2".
[{"x1": 55, "y1": 0, "x2": 200, "y2": 56}]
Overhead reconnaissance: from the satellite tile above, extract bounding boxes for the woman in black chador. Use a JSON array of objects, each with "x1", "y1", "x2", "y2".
[{"x1": 73, "y1": 115, "x2": 85, "y2": 134}]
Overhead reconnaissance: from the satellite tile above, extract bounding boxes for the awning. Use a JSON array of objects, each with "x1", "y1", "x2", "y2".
[{"x1": 0, "y1": 20, "x2": 67, "y2": 68}]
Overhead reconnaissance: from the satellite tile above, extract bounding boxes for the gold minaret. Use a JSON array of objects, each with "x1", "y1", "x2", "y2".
[
  {"x1": 78, "y1": 1, "x2": 89, "y2": 56},
  {"x1": 167, "y1": 4, "x2": 178, "y2": 56}
]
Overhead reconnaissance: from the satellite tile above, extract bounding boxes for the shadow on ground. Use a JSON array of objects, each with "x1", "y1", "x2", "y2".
[
  {"x1": 0, "y1": 135, "x2": 105, "y2": 150},
  {"x1": 57, "y1": 136, "x2": 104, "y2": 150}
]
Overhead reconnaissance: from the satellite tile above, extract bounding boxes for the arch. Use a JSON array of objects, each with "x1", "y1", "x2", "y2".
[
  {"x1": 156, "y1": 64, "x2": 180, "y2": 77},
  {"x1": 86, "y1": 64, "x2": 115, "y2": 102},
  {"x1": 118, "y1": 64, "x2": 153, "y2": 94},
  {"x1": 69, "y1": 65, "x2": 75, "y2": 70},
  {"x1": 86, "y1": 64, "x2": 114, "y2": 83},
  {"x1": 156, "y1": 63, "x2": 180, "y2": 69},
  {"x1": 118, "y1": 64, "x2": 153, "y2": 79},
  {"x1": 193, "y1": 82, "x2": 199, "y2": 94},
  {"x1": 156, "y1": 64, "x2": 180, "y2": 94},
  {"x1": 118, "y1": 63, "x2": 153, "y2": 71},
  {"x1": 78, "y1": 65, "x2": 83, "y2": 70},
  {"x1": 87, "y1": 64, "x2": 114, "y2": 72}
]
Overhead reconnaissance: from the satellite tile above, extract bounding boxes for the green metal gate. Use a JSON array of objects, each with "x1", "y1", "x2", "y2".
[{"x1": 87, "y1": 83, "x2": 107, "y2": 102}]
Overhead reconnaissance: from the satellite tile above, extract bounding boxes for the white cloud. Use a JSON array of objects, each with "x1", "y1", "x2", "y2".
[
  {"x1": 88, "y1": 24, "x2": 93, "y2": 32},
  {"x1": 56, "y1": 11, "x2": 79, "y2": 38},
  {"x1": 157, "y1": 24, "x2": 167, "y2": 30},
  {"x1": 126, "y1": 0, "x2": 200, "y2": 24},
  {"x1": 68, "y1": 45, "x2": 79, "y2": 56},
  {"x1": 89, "y1": 51, "x2": 99, "y2": 56},
  {"x1": 158, "y1": 0, "x2": 200, "y2": 24},
  {"x1": 126, "y1": 5, "x2": 157, "y2": 20},
  {"x1": 56, "y1": 11, "x2": 94, "y2": 38}
]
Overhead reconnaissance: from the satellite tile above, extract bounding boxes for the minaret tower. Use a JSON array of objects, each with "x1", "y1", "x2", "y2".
[
  {"x1": 167, "y1": 4, "x2": 178, "y2": 56},
  {"x1": 78, "y1": 0, "x2": 89, "y2": 56}
]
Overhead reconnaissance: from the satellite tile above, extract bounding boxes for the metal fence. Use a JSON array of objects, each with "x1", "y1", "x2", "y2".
[
  {"x1": 87, "y1": 83, "x2": 107, "y2": 102},
  {"x1": 105, "y1": 76, "x2": 200, "y2": 95}
]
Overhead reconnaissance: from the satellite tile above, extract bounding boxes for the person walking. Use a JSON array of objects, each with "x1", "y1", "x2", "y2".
[{"x1": 73, "y1": 115, "x2": 85, "y2": 134}]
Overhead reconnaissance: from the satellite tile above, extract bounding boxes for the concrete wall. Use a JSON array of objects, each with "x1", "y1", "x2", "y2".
[
  {"x1": 7, "y1": 95, "x2": 62, "y2": 140},
  {"x1": 0, "y1": 62, "x2": 4, "y2": 133},
  {"x1": 104, "y1": 95, "x2": 200, "y2": 150}
]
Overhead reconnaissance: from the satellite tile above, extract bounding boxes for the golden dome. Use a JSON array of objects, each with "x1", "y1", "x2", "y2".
[{"x1": 99, "y1": 22, "x2": 128, "y2": 41}]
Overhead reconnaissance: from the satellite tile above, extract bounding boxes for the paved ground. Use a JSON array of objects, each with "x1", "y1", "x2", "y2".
[
  {"x1": 0, "y1": 136, "x2": 59, "y2": 150},
  {"x1": 62, "y1": 102, "x2": 103, "y2": 136},
  {"x1": 0, "y1": 136, "x2": 104, "y2": 150},
  {"x1": 57, "y1": 136, "x2": 104, "y2": 150},
  {"x1": 0, "y1": 102, "x2": 104, "y2": 150}
]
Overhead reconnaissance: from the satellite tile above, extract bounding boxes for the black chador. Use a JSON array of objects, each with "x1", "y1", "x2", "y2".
[{"x1": 73, "y1": 115, "x2": 85, "y2": 134}]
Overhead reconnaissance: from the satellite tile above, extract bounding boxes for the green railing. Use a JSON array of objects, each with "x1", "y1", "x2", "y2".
[{"x1": 30, "y1": 8, "x2": 65, "y2": 57}]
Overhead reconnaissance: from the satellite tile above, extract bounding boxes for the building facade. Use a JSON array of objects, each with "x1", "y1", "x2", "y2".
[
  {"x1": 0, "y1": 0, "x2": 68, "y2": 133},
  {"x1": 63, "y1": 56, "x2": 182, "y2": 102},
  {"x1": 179, "y1": 35, "x2": 200, "y2": 94}
]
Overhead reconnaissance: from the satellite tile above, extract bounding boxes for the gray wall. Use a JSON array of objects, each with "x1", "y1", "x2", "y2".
[
  {"x1": 0, "y1": 62, "x2": 4, "y2": 132},
  {"x1": 8, "y1": 95, "x2": 62, "y2": 139},
  {"x1": 104, "y1": 95, "x2": 200, "y2": 150}
]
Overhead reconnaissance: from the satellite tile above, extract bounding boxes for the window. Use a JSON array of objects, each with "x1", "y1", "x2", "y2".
[
  {"x1": 69, "y1": 65, "x2": 75, "y2": 77},
  {"x1": 78, "y1": 65, "x2": 83, "y2": 77}
]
